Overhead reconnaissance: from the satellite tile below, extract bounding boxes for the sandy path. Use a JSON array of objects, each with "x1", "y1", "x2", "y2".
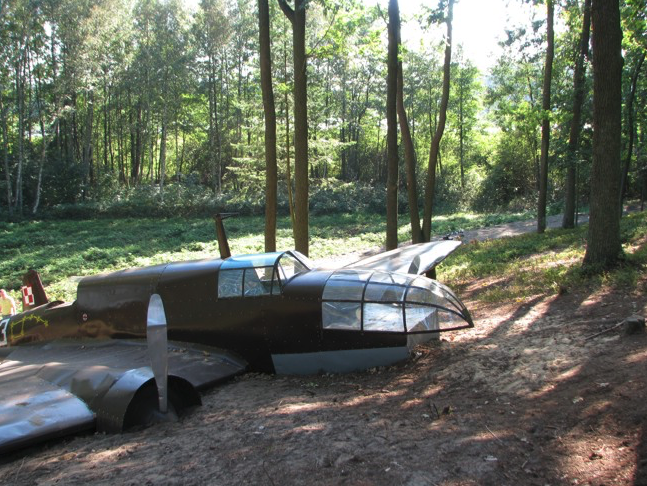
[{"x1": 314, "y1": 212, "x2": 590, "y2": 269}]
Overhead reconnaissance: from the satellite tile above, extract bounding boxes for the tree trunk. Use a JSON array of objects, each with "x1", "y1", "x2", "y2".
[
  {"x1": 32, "y1": 72, "x2": 47, "y2": 215},
  {"x1": 72, "y1": 92, "x2": 80, "y2": 165},
  {"x1": 583, "y1": 0, "x2": 623, "y2": 268},
  {"x1": 159, "y1": 105, "x2": 167, "y2": 200},
  {"x1": 385, "y1": 0, "x2": 399, "y2": 250},
  {"x1": 32, "y1": 120, "x2": 46, "y2": 215},
  {"x1": 619, "y1": 52, "x2": 645, "y2": 214},
  {"x1": 397, "y1": 37, "x2": 422, "y2": 243},
  {"x1": 422, "y1": 0, "x2": 453, "y2": 242},
  {"x1": 563, "y1": 0, "x2": 591, "y2": 228},
  {"x1": 208, "y1": 55, "x2": 217, "y2": 192},
  {"x1": 107, "y1": 86, "x2": 114, "y2": 172},
  {"x1": 14, "y1": 52, "x2": 25, "y2": 215},
  {"x1": 117, "y1": 91, "x2": 126, "y2": 184},
  {"x1": 50, "y1": 28, "x2": 62, "y2": 165},
  {"x1": 640, "y1": 128, "x2": 646, "y2": 212},
  {"x1": 458, "y1": 78, "x2": 464, "y2": 190},
  {"x1": 278, "y1": 0, "x2": 309, "y2": 256},
  {"x1": 103, "y1": 75, "x2": 109, "y2": 170},
  {"x1": 214, "y1": 55, "x2": 223, "y2": 193},
  {"x1": 340, "y1": 60, "x2": 348, "y2": 181},
  {"x1": 537, "y1": 0, "x2": 554, "y2": 234},
  {"x1": 259, "y1": 0, "x2": 278, "y2": 252},
  {"x1": 0, "y1": 88, "x2": 12, "y2": 217},
  {"x1": 82, "y1": 90, "x2": 94, "y2": 200},
  {"x1": 284, "y1": 77, "x2": 295, "y2": 229}
]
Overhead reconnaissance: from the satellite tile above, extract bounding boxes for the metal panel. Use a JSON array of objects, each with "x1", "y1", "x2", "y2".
[
  {"x1": 346, "y1": 240, "x2": 462, "y2": 275},
  {"x1": 95, "y1": 367, "x2": 153, "y2": 432},
  {"x1": 271, "y1": 346, "x2": 409, "y2": 374},
  {"x1": 0, "y1": 361, "x2": 95, "y2": 454},
  {"x1": 0, "y1": 339, "x2": 246, "y2": 452}
]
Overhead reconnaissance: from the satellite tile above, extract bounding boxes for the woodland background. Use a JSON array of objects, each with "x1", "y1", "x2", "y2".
[{"x1": 0, "y1": 0, "x2": 645, "y2": 230}]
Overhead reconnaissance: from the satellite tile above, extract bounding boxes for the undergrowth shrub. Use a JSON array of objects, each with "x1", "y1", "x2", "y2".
[{"x1": 39, "y1": 179, "x2": 409, "y2": 219}]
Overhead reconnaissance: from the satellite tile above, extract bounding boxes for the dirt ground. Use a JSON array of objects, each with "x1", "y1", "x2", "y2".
[
  {"x1": 1, "y1": 215, "x2": 647, "y2": 485},
  {"x1": 1, "y1": 273, "x2": 645, "y2": 485}
]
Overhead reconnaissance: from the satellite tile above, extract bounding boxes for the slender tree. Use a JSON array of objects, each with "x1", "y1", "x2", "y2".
[
  {"x1": 0, "y1": 87, "x2": 11, "y2": 217},
  {"x1": 282, "y1": 30, "x2": 295, "y2": 228},
  {"x1": 563, "y1": 0, "x2": 591, "y2": 229},
  {"x1": 259, "y1": 0, "x2": 278, "y2": 252},
  {"x1": 397, "y1": 17, "x2": 422, "y2": 244},
  {"x1": 620, "y1": 52, "x2": 645, "y2": 213},
  {"x1": 422, "y1": 0, "x2": 453, "y2": 242},
  {"x1": 32, "y1": 68, "x2": 48, "y2": 215},
  {"x1": 385, "y1": 0, "x2": 399, "y2": 250},
  {"x1": 278, "y1": 0, "x2": 309, "y2": 256},
  {"x1": 537, "y1": 0, "x2": 554, "y2": 234},
  {"x1": 195, "y1": 0, "x2": 230, "y2": 194},
  {"x1": 583, "y1": 0, "x2": 623, "y2": 268}
]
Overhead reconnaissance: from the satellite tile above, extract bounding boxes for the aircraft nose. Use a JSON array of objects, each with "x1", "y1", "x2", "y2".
[
  {"x1": 404, "y1": 278, "x2": 473, "y2": 333},
  {"x1": 322, "y1": 270, "x2": 472, "y2": 334}
]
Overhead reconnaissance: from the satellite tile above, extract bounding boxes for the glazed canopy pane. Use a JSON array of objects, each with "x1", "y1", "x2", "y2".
[{"x1": 321, "y1": 269, "x2": 472, "y2": 333}]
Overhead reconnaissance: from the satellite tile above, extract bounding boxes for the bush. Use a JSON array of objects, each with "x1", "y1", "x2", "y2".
[
  {"x1": 36, "y1": 179, "x2": 398, "y2": 219},
  {"x1": 309, "y1": 180, "x2": 387, "y2": 215}
]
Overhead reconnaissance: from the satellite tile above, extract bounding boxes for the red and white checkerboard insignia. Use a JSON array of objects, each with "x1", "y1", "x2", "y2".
[{"x1": 22, "y1": 286, "x2": 34, "y2": 306}]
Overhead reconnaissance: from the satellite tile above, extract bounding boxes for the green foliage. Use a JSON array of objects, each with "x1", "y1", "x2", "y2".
[
  {"x1": 440, "y1": 211, "x2": 647, "y2": 303},
  {"x1": 473, "y1": 132, "x2": 538, "y2": 211},
  {"x1": 308, "y1": 180, "x2": 386, "y2": 214},
  {"x1": 30, "y1": 179, "x2": 395, "y2": 218},
  {"x1": 0, "y1": 0, "x2": 645, "y2": 224},
  {"x1": 0, "y1": 208, "x2": 564, "y2": 303}
]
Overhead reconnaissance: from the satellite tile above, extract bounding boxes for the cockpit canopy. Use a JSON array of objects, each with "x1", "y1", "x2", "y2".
[
  {"x1": 322, "y1": 269, "x2": 472, "y2": 333},
  {"x1": 217, "y1": 251, "x2": 312, "y2": 298}
]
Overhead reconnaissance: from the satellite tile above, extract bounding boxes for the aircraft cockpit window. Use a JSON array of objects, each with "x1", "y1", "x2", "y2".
[
  {"x1": 406, "y1": 304, "x2": 441, "y2": 332},
  {"x1": 277, "y1": 252, "x2": 310, "y2": 284},
  {"x1": 322, "y1": 270, "x2": 371, "y2": 301},
  {"x1": 406, "y1": 277, "x2": 464, "y2": 313},
  {"x1": 363, "y1": 303, "x2": 404, "y2": 332},
  {"x1": 218, "y1": 266, "x2": 278, "y2": 298},
  {"x1": 364, "y1": 283, "x2": 407, "y2": 302},
  {"x1": 291, "y1": 250, "x2": 315, "y2": 269},
  {"x1": 322, "y1": 301, "x2": 361, "y2": 330},
  {"x1": 218, "y1": 269, "x2": 244, "y2": 298},
  {"x1": 243, "y1": 266, "x2": 275, "y2": 296}
]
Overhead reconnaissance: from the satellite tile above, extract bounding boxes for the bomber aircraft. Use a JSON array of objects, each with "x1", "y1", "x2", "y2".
[{"x1": 0, "y1": 215, "x2": 473, "y2": 453}]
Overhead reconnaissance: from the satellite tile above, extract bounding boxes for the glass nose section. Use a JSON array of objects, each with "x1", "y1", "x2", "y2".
[
  {"x1": 405, "y1": 304, "x2": 439, "y2": 332},
  {"x1": 404, "y1": 277, "x2": 473, "y2": 333},
  {"x1": 322, "y1": 270, "x2": 473, "y2": 333}
]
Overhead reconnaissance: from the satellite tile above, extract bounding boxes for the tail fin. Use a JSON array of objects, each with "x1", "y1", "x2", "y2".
[{"x1": 21, "y1": 269, "x2": 48, "y2": 311}]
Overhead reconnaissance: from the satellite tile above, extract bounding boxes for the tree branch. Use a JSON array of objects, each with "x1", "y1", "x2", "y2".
[
  {"x1": 277, "y1": 0, "x2": 295, "y2": 25},
  {"x1": 308, "y1": 8, "x2": 338, "y2": 59}
]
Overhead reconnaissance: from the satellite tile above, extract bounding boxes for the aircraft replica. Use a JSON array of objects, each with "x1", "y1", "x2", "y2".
[{"x1": 0, "y1": 214, "x2": 473, "y2": 454}]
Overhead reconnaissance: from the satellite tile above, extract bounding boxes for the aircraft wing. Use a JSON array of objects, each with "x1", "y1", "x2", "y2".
[
  {"x1": 0, "y1": 340, "x2": 246, "y2": 454},
  {"x1": 345, "y1": 240, "x2": 462, "y2": 275}
]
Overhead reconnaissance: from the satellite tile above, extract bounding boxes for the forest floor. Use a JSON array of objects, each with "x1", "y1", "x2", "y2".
[{"x1": 1, "y1": 211, "x2": 646, "y2": 486}]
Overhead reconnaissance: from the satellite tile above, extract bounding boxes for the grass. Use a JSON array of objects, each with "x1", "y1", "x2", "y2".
[
  {"x1": 1, "y1": 209, "x2": 645, "y2": 305},
  {"x1": 438, "y1": 211, "x2": 647, "y2": 303}
]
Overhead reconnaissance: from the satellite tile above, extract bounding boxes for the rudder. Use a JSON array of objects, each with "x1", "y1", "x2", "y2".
[{"x1": 21, "y1": 269, "x2": 48, "y2": 311}]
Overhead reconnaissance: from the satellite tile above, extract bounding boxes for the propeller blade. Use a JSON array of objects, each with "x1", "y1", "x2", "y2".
[{"x1": 146, "y1": 293, "x2": 168, "y2": 414}]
